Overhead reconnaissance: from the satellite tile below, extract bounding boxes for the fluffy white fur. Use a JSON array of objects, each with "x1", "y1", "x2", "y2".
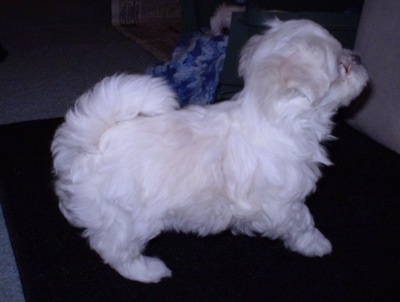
[
  {"x1": 52, "y1": 19, "x2": 368, "y2": 283},
  {"x1": 209, "y1": 3, "x2": 245, "y2": 35}
]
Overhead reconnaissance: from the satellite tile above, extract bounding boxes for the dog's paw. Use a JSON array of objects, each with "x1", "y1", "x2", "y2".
[
  {"x1": 114, "y1": 255, "x2": 172, "y2": 283},
  {"x1": 285, "y1": 228, "x2": 332, "y2": 257}
]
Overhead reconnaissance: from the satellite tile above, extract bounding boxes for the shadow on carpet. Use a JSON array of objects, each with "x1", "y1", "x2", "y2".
[{"x1": 0, "y1": 118, "x2": 399, "y2": 301}]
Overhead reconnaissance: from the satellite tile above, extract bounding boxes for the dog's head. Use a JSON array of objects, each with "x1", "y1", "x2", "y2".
[{"x1": 239, "y1": 19, "x2": 368, "y2": 112}]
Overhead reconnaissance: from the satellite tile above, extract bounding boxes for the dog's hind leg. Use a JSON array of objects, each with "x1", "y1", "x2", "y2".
[
  {"x1": 84, "y1": 221, "x2": 171, "y2": 283},
  {"x1": 279, "y1": 202, "x2": 332, "y2": 257},
  {"x1": 112, "y1": 254, "x2": 171, "y2": 283}
]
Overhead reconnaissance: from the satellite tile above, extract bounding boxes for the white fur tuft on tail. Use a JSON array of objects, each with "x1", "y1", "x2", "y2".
[{"x1": 51, "y1": 74, "x2": 178, "y2": 175}]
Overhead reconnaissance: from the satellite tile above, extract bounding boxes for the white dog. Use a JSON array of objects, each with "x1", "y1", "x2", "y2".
[
  {"x1": 209, "y1": 3, "x2": 245, "y2": 35},
  {"x1": 52, "y1": 19, "x2": 368, "y2": 283}
]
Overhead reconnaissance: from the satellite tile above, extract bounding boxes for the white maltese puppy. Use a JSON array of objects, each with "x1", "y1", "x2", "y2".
[{"x1": 52, "y1": 19, "x2": 368, "y2": 283}]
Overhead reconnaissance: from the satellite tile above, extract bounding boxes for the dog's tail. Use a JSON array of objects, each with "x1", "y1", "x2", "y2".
[{"x1": 51, "y1": 74, "x2": 178, "y2": 173}]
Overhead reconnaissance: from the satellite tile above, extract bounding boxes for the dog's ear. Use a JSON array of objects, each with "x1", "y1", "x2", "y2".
[
  {"x1": 242, "y1": 49, "x2": 331, "y2": 107},
  {"x1": 279, "y1": 52, "x2": 330, "y2": 104}
]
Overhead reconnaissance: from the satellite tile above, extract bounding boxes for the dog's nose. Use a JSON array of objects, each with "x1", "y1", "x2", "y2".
[{"x1": 352, "y1": 54, "x2": 361, "y2": 64}]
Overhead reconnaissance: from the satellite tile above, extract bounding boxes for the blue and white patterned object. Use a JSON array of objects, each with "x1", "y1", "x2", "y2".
[{"x1": 146, "y1": 30, "x2": 228, "y2": 107}]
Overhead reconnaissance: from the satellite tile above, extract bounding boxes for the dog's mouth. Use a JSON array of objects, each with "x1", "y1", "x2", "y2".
[
  {"x1": 340, "y1": 54, "x2": 362, "y2": 75},
  {"x1": 340, "y1": 62, "x2": 350, "y2": 74}
]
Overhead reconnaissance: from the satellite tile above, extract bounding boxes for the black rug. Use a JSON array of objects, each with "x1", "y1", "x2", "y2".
[{"x1": 0, "y1": 118, "x2": 399, "y2": 301}]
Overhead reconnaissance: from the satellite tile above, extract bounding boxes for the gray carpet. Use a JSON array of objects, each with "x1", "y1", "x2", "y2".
[
  {"x1": 0, "y1": 206, "x2": 23, "y2": 302},
  {"x1": 0, "y1": 23, "x2": 158, "y2": 301},
  {"x1": 0, "y1": 24, "x2": 157, "y2": 124}
]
